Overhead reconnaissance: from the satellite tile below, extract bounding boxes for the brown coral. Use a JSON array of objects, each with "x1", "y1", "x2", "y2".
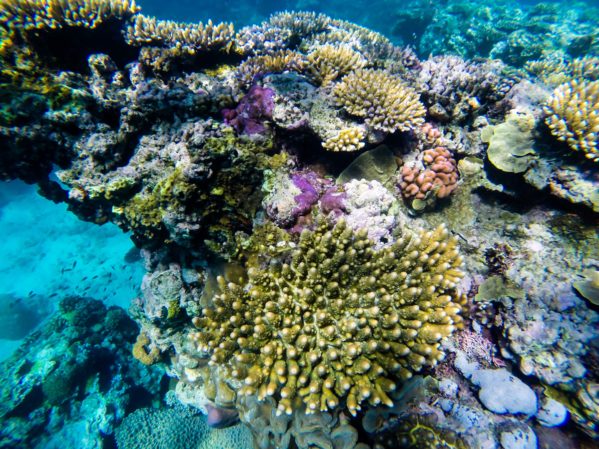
[
  {"x1": 191, "y1": 219, "x2": 465, "y2": 416},
  {"x1": 132, "y1": 331, "x2": 161, "y2": 365},
  {"x1": 333, "y1": 68, "x2": 426, "y2": 133},
  {"x1": 544, "y1": 79, "x2": 599, "y2": 162}
]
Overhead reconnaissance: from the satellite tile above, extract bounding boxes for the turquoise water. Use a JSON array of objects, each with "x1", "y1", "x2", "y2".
[{"x1": 0, "y1": 0, "x2": 597, "y2": 448}]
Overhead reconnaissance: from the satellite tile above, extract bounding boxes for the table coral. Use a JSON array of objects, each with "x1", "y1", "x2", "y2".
[
  {"x1": 544, "y1": 79, "x2": 599, "y2": 162},
  {"x1": 333, "y1": 68, "x2": 426, "y2": 134},
  {"x1": 191, "y1": 219, "x2": 465, "y2": 416}
]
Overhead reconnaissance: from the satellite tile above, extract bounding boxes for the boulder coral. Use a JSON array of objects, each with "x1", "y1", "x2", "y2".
[{"x1": 191, "y1": 219, "x2": 465, "y2": 416}]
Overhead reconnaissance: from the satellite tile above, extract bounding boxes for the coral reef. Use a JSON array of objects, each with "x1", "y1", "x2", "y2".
[
  {"x1": 191, "y1": 219, "x2": 465, "y2": 416},
  {"x1": 322, "y1": 126, "x2": 366, "y2": 152},
  {"x1": 544, "y1": 79, "x2": 599, "y2": 162},
  {"x1": 223, "y1": 85, "x2": 275, "y2": 135},
  {"x1": 334, "y1": 68, "x2": 426, "y2": 134},
  {"x1": 0, "y1": 296, "x2": 164, "y2": 449},
  {"x1": 307, "y1": 45, "x2": 366, "y2": 86}
]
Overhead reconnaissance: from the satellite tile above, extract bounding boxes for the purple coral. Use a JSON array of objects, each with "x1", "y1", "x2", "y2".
[{"x1": 222, "y1": 85, "x2": 275, "y2": 135}]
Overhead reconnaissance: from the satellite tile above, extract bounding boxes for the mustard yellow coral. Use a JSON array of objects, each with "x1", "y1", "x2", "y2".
[
  {"x1": 544, "y1": 79, "x2": 599, "y2": 162},
  {"x1": 191, "y1": 219, "x2": 465, "y2": 416},
  {"x1": 322, "y1": 127, "x2": 366, "y2": 152},
  {"x1": 0, "y1": 0, "x2": 139, "y2": 31},
  {"x1": 334, "y1": 69, "x2": 426, "y2": 133},
  {"x1": 307, "y1": 44, "x2": 366, "y2": 86}
]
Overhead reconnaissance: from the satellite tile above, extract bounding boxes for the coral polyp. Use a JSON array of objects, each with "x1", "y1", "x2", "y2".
[{"x1": 191, "y1": 219, "x2": 465, "y2": 416}]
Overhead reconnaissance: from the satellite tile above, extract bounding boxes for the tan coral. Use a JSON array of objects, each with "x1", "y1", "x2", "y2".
[
  {"x1": 307, "y1": 44, "x2": 366, "y2": 86},
  {"x1": 237, "y1": 50, "x2": 306, "y2": 87},
  {"x1": 0, "y1": 0, "x2": 139, "y2": 31},
  {"x1": 333, "y1": 68, "x2": 426, "y2": 133},
  {"x1": 544, "y1": 79, "x2": 599, "y2": 162},
  {"x1": 132, "y1": 331, "x2": 161, "y2": 365},
  {"x1": 125, "y1": 14, "x2": 236, "y2": 53},
  {"x1": 322, "y1": 127, "x2": 366, "y2": 152},
  {"x1": 191, "y1": 219, "x2": 465, "y2": 416}
]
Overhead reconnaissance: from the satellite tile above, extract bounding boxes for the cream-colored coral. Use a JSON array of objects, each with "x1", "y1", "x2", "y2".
[
  {"x1": 191, "y1": 219, "x2": 465, "y2": 416},
  {"x1": 334, "y1": 68, "x2": 426, "y2": 133},
  {"x1": 125, "y1": 14, "x2": 236, "y2": 53},
  {"x1": 0, "y1": 0, "x2": 139, "y2": 30},
  {"x1": 322, "y1": 127, "x2": 366, "y2": 152},
  {"x1": 544, "y1": 79, "x2": 599, "y2": 162},
  {"x1": 307, "y1": 44, "x2": 366, "y2": 86},
  {"x1": 268, "y1": 11, "x2": 332, "y2": 37},
  {"x1": 237, "y1": 50, "x2": 306, "y2": 87}
]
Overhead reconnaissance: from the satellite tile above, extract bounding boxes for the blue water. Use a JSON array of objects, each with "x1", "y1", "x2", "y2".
[{"x1": 0, "y1": 181, "x2": 144, "y2": 360}]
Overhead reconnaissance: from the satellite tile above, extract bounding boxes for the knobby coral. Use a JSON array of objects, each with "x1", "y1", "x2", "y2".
[
  {"x1": 334, "y1": 68, "x2": 426, "y2": 133},
  {"x1": 544, "y1": 79, "x2": 599, "y2": 162},
  {"x1": 191, "y1": 219, "x2": 465, "y2": 416}
]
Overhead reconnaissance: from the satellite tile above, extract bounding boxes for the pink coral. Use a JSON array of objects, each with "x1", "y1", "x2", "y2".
[{"x1": 399, "y1": 146, "x2": 458, "y2": 201}]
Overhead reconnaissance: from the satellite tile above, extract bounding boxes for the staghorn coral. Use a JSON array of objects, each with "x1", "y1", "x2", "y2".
[
  {"x1": 525, "y1": 56, "x2": 599, "y2": 86},
  {"x1": 334, "y1": 68, "x2": 426, "y2": 134},
  {"x1": 322, "y1": 126, "x2": 366, "y2": 152},
  {"x1": 125, "y1": 14, "x2": 236, "y2": 53},
  {"x1": 191, "y1": 219, "x2": 465, "y2": 416},
  {"x1": 0, "y1": 0, "x2": 139, "y2": 32},
  {"x1": 307, "y1": 44, "x2": 366, "y2": 86},
  {"x1": 268, "y1": 11, "x2": 333, "y2": 38},
  {"x1": 544, "y1": 79, "x2": 599, "y2": 162},
  {"x1": 237, "y1": 50, "x2": 306, "y2": 88}
]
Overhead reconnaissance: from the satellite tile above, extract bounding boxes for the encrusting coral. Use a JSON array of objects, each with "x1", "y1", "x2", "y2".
[
  {"x1": 322, "y1": 127, "x2": 366, "y2": 152},
  {"x1": 544, "y1": 79, "x2": 599, "y2": 162},
  {"x1": 333, "y1": 68, "x2": 426, "y2": 133},
  {"x1": 191, "y1": 219, "x2": 465, "y2": 416}
]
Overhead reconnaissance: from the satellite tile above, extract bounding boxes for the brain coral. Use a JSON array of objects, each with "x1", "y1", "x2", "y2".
[
  {"x1": 333, "y1": 68, "x2": 426, "y2": 133},
  {"x1": 192, "y1": 219, "x2": 465, "y2": 416},
  {"x1": 544, "y1": 79, "x2": 599, "y2": 162}
]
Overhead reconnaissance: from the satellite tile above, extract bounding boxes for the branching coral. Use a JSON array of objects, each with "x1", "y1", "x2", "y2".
[
  {"x1": 237, "y1": 50, "x2": 306, "y2": 88},
  {"x1": 333, "y1": 68, "x2": 425, "y2": 133},
  {"x1": 0, "y1": 0, "x2": 139, "y2": 31},
  {"x1": 544, "y1": 79, "x2": 599, "y2": 162},
  {"x1": 322, "y1": 127, "x2": 366, "y2": 152},
  {"x1": 268, "y1": 11, "x2": 332, "y2": 38},
  {"x1": 125, "y1": 14, "x2": 236, "y2": 53},
  {"x1": 307, "y1": 45, "x2": 366, "y2": 86},
  {"x1": 191, "y1": 219, "x2": 465, "y2": 416}
]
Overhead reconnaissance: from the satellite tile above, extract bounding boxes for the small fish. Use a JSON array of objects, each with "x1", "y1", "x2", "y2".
[
  {"x1": 128, "y1": 276, "x2": 133, "y2": 280},
  {"x1": 72, "y1": 261, "x2": 77, "y2": 269},
  {"x1": 84, "y1": 286, "x2": 91, "y2": 291},
  {"x1": 49, "y1": 293, "x2": 58, "y2": 298},
  {"x1": 82, "y1": 276, "x2": 88, "y2": 281},
  {"x1": 92, "y1": 275, "x2": 99, "y2": 279},
  {"x1": 28, "y1": 290, "x2": 34, "y2": 297}
]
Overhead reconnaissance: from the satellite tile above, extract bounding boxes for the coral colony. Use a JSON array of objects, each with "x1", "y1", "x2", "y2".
[{"x1": 0, "y1": 1, "x2": 598, "y2": 449}]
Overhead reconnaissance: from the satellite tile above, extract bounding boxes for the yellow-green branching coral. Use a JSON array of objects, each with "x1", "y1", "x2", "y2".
[
  {"x1": 322, "y1": 126, "x2": 366, "y2": 152},
  {"x1": 307, "y1": 44, "x2": 366, "y2": 86},
  {"x1": 0, "y1": 0, "x2": 139, "y2": 31},
  {"x1": 334, "y1": 68, "x2": 426, "y2": 133},
  {"x1": 191, "y1": 219, "x2": 465, "y2": 416},
  {"x1": 544, "y1": 79, "x2": 599, "y2": 162}
]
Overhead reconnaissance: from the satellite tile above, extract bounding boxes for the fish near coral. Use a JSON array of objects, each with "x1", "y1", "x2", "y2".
[{"x1": 191, "y1": 219, "x2": 465, "y2": 416}]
